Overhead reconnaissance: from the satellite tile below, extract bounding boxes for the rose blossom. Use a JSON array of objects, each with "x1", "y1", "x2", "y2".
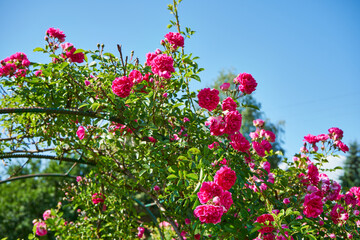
[
  {"x1": 230, "y1": 132, "x2": 250, "y2": 152},
  {"x1": 223, "y1": 110, "x2": 242, "y2": 135},
  {"x1": 253, "y1": 141, "x2": 266, "y2": 157},
  {"x1": 112, "y1": 76, "x2": 134, "y2": 98},
  {"x1": 153, "y1": 185, "x2": 160, "y2": 191},
  {"x1": 43, "y1": 210, "x2": 52, "y2": 220},
  {"x1": 307, "y1": 164, "x2": 319, "y2": 185},
  {"x1": 150, "y1": 54, "x2": 175, "y2": 79},
  {"x1": 197, "y1": 88, "x2": 220, "y2": 112},
  {"x1": 164, "y1": 32, "x2": 184, "y2": 49},
  {"x1": 261, "y1": 140, "x2": 272, "y2": 152},
  {"x1": 92, "y1": 193, "x2": 106, "y2": 204},
  {"x1": 255, "y1": 214, "x2": 275, "y2": 234},
  {"x1": 233, "y1": 72, "x2": 258, "y2": 94},
  {"x1": 197, "y1": 181, "x2": 223, "y2": 204},
  {"x1": 303, "y1": 192, "x2": 323, "y2": 218},
  {"x1": 317, "y1": 134, "x2": 329, "y2": 141},
  {"x1": 220, "y1": 191, "x2": 233, "y2": 212},
  {"x1": 76, "y1": 126, "x2": 85, "y2": 140},
  {"x1": 185, "y1": 218, "x2": 191, "y2": 225},
  {"x1": 206, "y1": 116, "x2": 225, "y2": 136},
  {"x1": 253, "y1": 119, "x2": 264, "y2": 128},
  {"x1": 264, "y1": 130, "x2": 276, "y2": 142},
  {"x1": 129, "y1": 69, "x2": 143, "y2": 84},
  {"x1": 220, "y1": 82, "x2": 230, "y2": 91},
  {"x1": 330, "y1": 204, "x2": 348, "y2": 225},
  {"x1": 283, "y1": 198, "x2": 290, "y2": 205},
  {"x1": 46, "y1": 27, "x2": 66, "y2": 42},
  {"x1": 303, "y1": 134, "x2": 319, "y2": 144},
  {"x1": 335, "y1": 140, "x2": 349, "y2": 153},
  {"x1": 194, "y1": 204, "x2": 224, "y2": 224},
  {"x1": 35, "y1": 222, "x2": 47, "y2": 236},
  {"x1": 214, "y1": 166, "x2": 237, "y2": 191},
  {"x1": 137, "y1": 227, "x2": 145, "y2": 239},
  {"x1": 328, "y1": 127, "x2": 343, "y2": 140},
  {"x1": 221, "y1": 97, "x2": 237, "y2": 111}
]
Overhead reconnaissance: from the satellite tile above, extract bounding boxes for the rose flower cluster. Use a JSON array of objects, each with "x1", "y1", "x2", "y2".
[
  {"x1": 194, "y1": 166, "x2": 236, "y2": 224},
  {"x1": 0, "y1": 52, "x2": 30, "y2": 78}
]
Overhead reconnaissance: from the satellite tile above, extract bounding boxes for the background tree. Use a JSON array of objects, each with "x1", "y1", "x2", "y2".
[
  {"x1": 0, "y1": 159, "x2": 91, "y2": 239},
  {"x1": 340, "y1": 141, "x2": 360, "y2": 189},
  {"x1": 212, "y1": 69, "x2": 285, "y2": 168}
]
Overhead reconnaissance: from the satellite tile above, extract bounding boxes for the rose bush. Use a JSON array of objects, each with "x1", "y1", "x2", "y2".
[{"x1": 0, "y1": 1, "x2": 358, "y2": 239}]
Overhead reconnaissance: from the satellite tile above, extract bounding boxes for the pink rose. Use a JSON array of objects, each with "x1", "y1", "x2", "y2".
[
  {"x1": 194, "y1": 205, "x2": 224, "y2": 224},
  {"x1": 230, "y1": 133, "x2": 250, "y2": 152},
  {"x1": 303, "y1": 134, "x2": 319, "y2": 144},
  {"x1": 264, "y1": 130, "x2": 276, "y2": 142},
  {"x1": 112, "y1": 76, "x2": 134, "y2": 98},
  {"x1": 233, "y1": 73, "x2": 257, "y2": 94},
  {"x1": 76, "y1": 176, "x2": 82, "y2": 182},
  {"x1": 84, "y1": 80, "x2": 91, "y2": 86},
  {"x1": 197, "y1": 181, "x2": 223, "y2": 204},
  {"x1": 316, "y1": 134, "x2": 329, "y2": 141},
  {"x1": 283, "y1": 198, "x2": 290, "y2": 204},
  {"x1": 261, "y1": 140, "x2": 272, "y2": 152},
  {"x1": 223, "y1": 110, "x2": 242, "y2": 135},
  {"x1": 150, "y1": 54, "x2": 175, "y2": 79},
  {"x1": 76, "y1": 126, "x2": 85, "y2": 140},
  {"x1": 214, "y1": 166, "x2": 237, "y2": 191},
  {"x1": 220, "y1": 82, "x2": 230, "y2": 91},
  {"x1": 46, "y1": 27, "x2": 66, "y2": 42},
  {"x1": 206, "y1": 116, "x2": 225, "y2": 136},
  {"x1": 185, "y1": 218, "x2": 191, "y2": 225},
  {"x1": 164, "y1": 32, "x2": 184, "y2": 49},
  {"x1": 303, "y1": 192, "x2": 323, "y2": 218},
  {"x1": 307, "y1": 164, "x2": 319, "y2": 185},
  {"x1": 220, "y1": 191, "x2": 233, "y2": 212},
  {"x1": 253, "y1": 119, "x2": 264, "y2": 128},
  {"x1": 252, "y1": 141, "x2": 266, "y2": 157},
  {"x1": 328, "y1": 127, "x2": 343, "y2": 140},
  {"x1": 137, "y1": 227, "x2": 145, "y2": 239},
  {"x1": 255, "y1": 214, "x2": 275, "y2": 234},
  {"x1": 335, "y1": 141, "x2": 349, "y2": 153},
  {"x1": 153, "y1": 185, "x2": 160, "y2": 191},
  {"x1": 330, "y1": 204, "x2": 348, "y2": 225},
  {"x1": 129, "y1": 69, "x2": 143, "y2": 84},
  {"x1": 197, "y1": 88, "x2": 220, "y2": 112},
  {"x1": 92, "y1": 193, "x2": 106, "y2": 204},
  {"x1": 43, "y1": 210, "x2": 52, "y2": 220},
  {"x1": 34, "y1": 222, "x2": 47, "y2": 236},
  {"x1": 221, "y1": 97, "x2": 237, "y2": 111}
]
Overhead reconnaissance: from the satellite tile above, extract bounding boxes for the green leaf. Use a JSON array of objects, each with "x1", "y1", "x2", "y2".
[
  {"x1": 186, "y1": 173, "x2": 198, "y2": 181},
  {"x1": 242, "y1": 104, "x2": 260, "y2": 110},
  {"x1": 167, "y1": 174, "x2": 178, "y2": 180},
  {"x1": 33, "y1": 47, "x2": 44, "y2": 52},
  {"x1": 89, "y1": 61, "x2": 97, "y2": 67},
  {"x1": 73, "y1": 49, "x2": 85, "y2": 54},
  {"x1": 168, "y1": 166, "x2": 176, "y2": 173},
  {"x1": 188, "y1": 148, "x2": 200, "y2": 155}
]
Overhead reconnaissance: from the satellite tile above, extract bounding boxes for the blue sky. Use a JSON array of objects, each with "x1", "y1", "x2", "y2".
[{"x1": 1, "y1": 0, "x2": 359, "y2": 162}]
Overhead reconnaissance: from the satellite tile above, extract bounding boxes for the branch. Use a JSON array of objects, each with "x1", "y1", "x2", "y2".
[
  {"x1": 0, "y1": 173, "x2": 76, "y2": 184},
  {"x1": 0, "y1": 154, "x2": 96, "y2": 166},
  {"x1": 0, "y1": 107, "x2": 124, "y2": 124}
]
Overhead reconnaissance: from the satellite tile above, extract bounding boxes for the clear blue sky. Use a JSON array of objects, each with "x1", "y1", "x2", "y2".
[{"x1": 1, "y1": 0, "x2": 359, "y2": 159}]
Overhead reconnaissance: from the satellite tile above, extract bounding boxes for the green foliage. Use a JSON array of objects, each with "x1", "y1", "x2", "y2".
[
  {"x1": 0, "y1": 160, "x2": 90, "y2": 239},
  {"x1": 340, "y1": 141, "x2": 360, "y2": 188}
]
